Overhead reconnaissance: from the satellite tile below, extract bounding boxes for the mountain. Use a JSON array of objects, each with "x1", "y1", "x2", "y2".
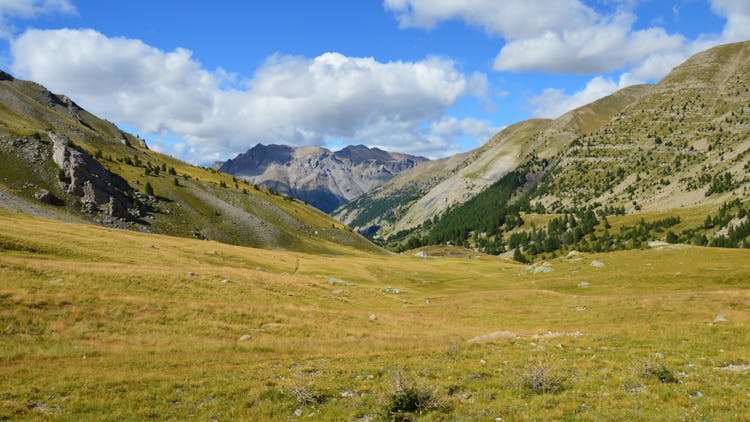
[
  {"x1": 218, "y1": 143, "x2": 427, "y2": 213},
  {"x1": 335, "y1": 41, "x2": 750, "y2": 255},
  {"x1": 0, "y1": 70, "x2": 381, "y2": 254}
]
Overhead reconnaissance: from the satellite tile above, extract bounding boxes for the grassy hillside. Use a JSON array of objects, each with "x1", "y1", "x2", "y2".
[
  {"x1": 0, "y1": 71, "x2": 379, "y2": 255},
  {"x1": 359, "y1": 41, "x2": 750, "y2": 258},
  {"x1": 1, "y1": 209, "x2": 750, "y2": 419}
]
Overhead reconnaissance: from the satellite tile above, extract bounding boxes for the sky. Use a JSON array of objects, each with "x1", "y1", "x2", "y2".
[{"x1": 0, "y1": 0, "x2": 748, "y2": 165}]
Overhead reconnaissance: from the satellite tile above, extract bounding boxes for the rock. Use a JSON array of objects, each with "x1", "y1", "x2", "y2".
[
  {"x1": 566, "y1": 250, "x2": 580, "y2": 258},
  {"x1": 719, "y1": 364, "x2": 750, "y2": 372},
  {"x1": 108, "y1": 196, "x2": 129, "y2": 218},
  {"x1": 49, "y1": 278, "x2": 64, "y2": 284},
  {"x1": 381, "y1": 287, "x2": 401, "y2": 294},
  {"x1": 34, "y1": 189, "x2": 59, "y2": 205},
  {"x1": 49, "y1": 132, "x2": 133, "y2": 216},
  {"x1": 714, "y1": 314, "x2": 726, "y2": 323},
  {"x1": 294, "y1": 408, "x2": 303, "y2": 417},
  {"x1": 577, "y1": 282, "x2": 590, "y2": 288},
  {"x1": 530, "y1": 262, "x2": 554, "y2": 274},
  {"x1": 591, "y1": 260, "x2": 605, "y2": 268},
  {"x1": 415, "y1": 251, "x2": 428, "y2": 258},
  {"x1": 368, "y1": 313, "x2": 377, "y2": 321},
  {"x1": 329, "y1": 278, "x2": 349, "y2": 286},
  {"x1": 574, "y1": 306, "x2": 587, "y2": 312},
  {"x1": 689, "y1": 391, "x2": 704, "y2": 399},
  {"x1": 187, "y1": 272, "x2": 197, "y2": 277},
  {"x1": 468, "y1": 331, "x2": 517, "y2": 343},
  {"x1": 237, "y1": 335, "x2": 252, "y2": 342},
  {"x1": 221, "y1": 279, "x2": 231, "y2": 284},
  {"x1": 286, "y1": 292, "x2": 295, "y2": 297}
]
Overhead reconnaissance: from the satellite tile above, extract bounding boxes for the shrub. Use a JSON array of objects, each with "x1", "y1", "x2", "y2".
[
  {"x1": 144, "y1": 182, "x2": 154, "y2": 196},
  {"x1": 383, "y1": 369, "x2": 445, "y2": 421},
  {"x1": 642, "y1": 363, "x2": 678, "y2": 384},
  {"x1": 517, "y1": 356, "x2": 566, "y2": 394}
]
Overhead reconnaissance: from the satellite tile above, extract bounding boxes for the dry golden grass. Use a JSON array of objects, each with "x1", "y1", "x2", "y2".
[{"x1": 1, "y1": 208, "x2": 749, "y2": 420}]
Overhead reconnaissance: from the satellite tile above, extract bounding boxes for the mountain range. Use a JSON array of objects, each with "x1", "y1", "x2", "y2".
[
  {"x1": 0, "y1": 41, "x2": 749, "y2": 260},
  {"x1": 218, "y1": 143, "x2": 427, "y2": 213}
]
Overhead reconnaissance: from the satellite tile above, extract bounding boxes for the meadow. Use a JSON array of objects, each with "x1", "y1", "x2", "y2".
[{"x1": 1, "y1": 208, "x2": 749, "y2": 420}]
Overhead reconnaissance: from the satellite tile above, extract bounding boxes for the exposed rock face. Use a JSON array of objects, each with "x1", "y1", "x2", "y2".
[
  {"x1": 219, "y1": 144, "x2": 428, "y2": 213},
  {"x1": 50, "y1": 132, "x2": 133, "y2": 218},
  {"x1": 34, "y1": 190, "x2": 57, "y2": 205}
]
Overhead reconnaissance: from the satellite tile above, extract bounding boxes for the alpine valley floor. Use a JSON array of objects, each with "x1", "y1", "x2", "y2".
[{"x1": 1, "y1": 208, "x2": 749, "y2": 420}]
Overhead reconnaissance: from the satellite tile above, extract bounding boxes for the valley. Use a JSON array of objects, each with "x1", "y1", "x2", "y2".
[
  {"x1": 1, "y1": 209, "x2": 749, "y2": 419},
  {"x1": 0, "y1": 27, "x2": 748, "y2": 421}
]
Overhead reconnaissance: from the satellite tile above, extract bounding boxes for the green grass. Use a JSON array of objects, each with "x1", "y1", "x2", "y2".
[{"x1": 1, "y1": 209, "x2": 749, "y2": 420}]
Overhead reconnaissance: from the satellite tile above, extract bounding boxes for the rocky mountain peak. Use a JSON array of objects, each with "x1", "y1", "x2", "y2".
[{"x1": 219, "y1": 143, "x2": 428, "y2": 213}]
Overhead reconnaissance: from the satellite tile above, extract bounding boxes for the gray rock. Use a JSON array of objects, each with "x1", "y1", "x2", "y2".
[
  {"x1": 591, "y1": 260, "x2": 605, "y2": 268},
  {"x1": 577, "y1": 282, "x2": 590, "y2": 288},
  {"x1": 34, "y1": 190, "x2": 58, "y2": 205},
  {"x1": 237, "y1": 334, "x2": 252, "y2": 342},
  {"x1": 329, "y1": 277, "x2": 349, "y2": 286}
]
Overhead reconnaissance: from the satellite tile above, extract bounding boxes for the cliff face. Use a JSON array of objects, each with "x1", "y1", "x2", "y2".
[{"x1": 219, "y1": 144, "x2": 428, "y2": 213}]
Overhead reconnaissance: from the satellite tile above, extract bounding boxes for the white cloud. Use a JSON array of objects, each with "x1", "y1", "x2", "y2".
[
  {"x1": 0, "y1": 0, "x2": 75, "y2": 38},
  {"x1": 520, "y1": 0, "x2": 750, "y2": 118},
  {"x1": 531, "y1": 76, "x2": 620, "y2": 119},
  {"x1": 710, "y1": 0, "x2": 750, "y2": 42},
  {"x1": 384, "y1": 0, "x2": 596, "y2": 39},
  {"x1": 11, "y1": 28, "x2": 492, "y2": 163}
]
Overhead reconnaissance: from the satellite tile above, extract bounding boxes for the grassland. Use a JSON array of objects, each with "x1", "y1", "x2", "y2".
[{"x1": 1, "y1": 209, "x2": 749, "y2": 420}]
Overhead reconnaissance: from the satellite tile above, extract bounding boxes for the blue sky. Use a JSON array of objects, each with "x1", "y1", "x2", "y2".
[{"x1": 1, "y1": 1, "x2": 748, "y2": 164}]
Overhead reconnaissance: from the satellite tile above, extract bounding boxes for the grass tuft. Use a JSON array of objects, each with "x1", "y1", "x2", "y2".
[{"x1": 516, "y1": 356, "x2": 567, "y2": 394}]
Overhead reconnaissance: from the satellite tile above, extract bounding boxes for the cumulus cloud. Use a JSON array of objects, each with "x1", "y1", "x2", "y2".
[
  {"x1": 531, "y1": 76, "x2": 627, "y2": 119},
  {"x1": 11, "y1": 28, "x2": 493, "y2": 162},
  {"x1": 0, "y1": 0, "x2": 75, "y2": 38},
  {"x1": 710, "y1": 0, "x2": 750, "y2": 42},
  {"x1": 384, "y1": 0, "x2": 596, "y2": 39}
]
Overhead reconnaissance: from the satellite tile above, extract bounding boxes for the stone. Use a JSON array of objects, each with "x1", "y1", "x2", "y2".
[
  {"x1": 237, "y1": 335, "x2": 252, "y2": 342},
  {"x1": 294, "y1": 409, "x2": 303, "y2": 417},
  {"x1": 714, "y1": 314, "x2": 726, "y2": 323},
  {"x1": 577, "y1": 282, "x2": 590, "y2": 288},
  {"x1": 221, "y1": 279, "x2": 231, "y2": 284},
  {"x1": 368, "y1": 313, "x2": 377, "y2": 321},
  {"x1": 34, "y1": 190, "x2": 58, "y2": 205},
  {"x1": 591, "y1": 260, "x2": 605, "y2": 268},
  {"x1": 329, "y1": 278, "x2": 349, "y2": 286}
]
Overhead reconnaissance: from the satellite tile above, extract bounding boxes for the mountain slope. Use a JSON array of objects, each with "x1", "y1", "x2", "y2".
[
  {"x1": 219, "y1": 143, "x2": 427, "y2": 213},
  {"x1": 0, "y1": 70, "x2": 381, "y2": 255},
  {"x1": 335, "y1": 83, "x2": 651, "y2": 237},
  {"x1": 336, "y1": 41, "x2": 750, "y2": 254}
]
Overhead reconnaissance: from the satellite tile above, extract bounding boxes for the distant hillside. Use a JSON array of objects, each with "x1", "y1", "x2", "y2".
[
  {"x1": 219, "y1": 143, "x2": 427, "y2": 213},
  {"x1": 336, "y1": 41, "x2": 750, "y2": 257},
  {"x1": 0, "y1": 70, "x2": 381, "y2": 254}
]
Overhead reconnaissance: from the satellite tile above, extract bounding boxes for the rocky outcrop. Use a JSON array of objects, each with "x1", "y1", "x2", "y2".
[
  {"x1": 219, "y1": 144, "x2": 428, "y2": 213},
  {"x1": 50, "y1": 132, "x2": 134, "y2": 218}
]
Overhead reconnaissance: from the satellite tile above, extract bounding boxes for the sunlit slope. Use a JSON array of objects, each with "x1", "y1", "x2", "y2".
[{"x1": 1, "y1": 210, "x2": 749, "y2": 419}]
